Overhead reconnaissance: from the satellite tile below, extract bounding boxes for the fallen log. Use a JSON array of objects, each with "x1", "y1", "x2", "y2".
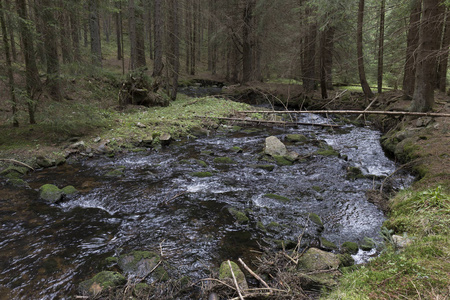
[
  {"x1": 195, "y1": 116, "x2": 339, "y2": 128},
  {"x1": 240, "y1": 110, "x2": 450, "y2": 118},
  {"x1": 0, "y1": 159, "x2": 34, "y2": 171}
]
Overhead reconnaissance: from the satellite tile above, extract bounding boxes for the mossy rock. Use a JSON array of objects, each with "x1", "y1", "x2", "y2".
[
  {"x1": 39, "y1": 184, "x2": 63, "y2": 203},
  {"x1": 273, "y1": 155, "x2": 293, "y2": 166},
  {"x1": 337, "y1": 253, "x2": 355, "y2": 268},
  {"x1": 78, "y1": 271, "x2": 126, "y2": 297},
  {"x1": 312, "y1": 186, "x2": 323, "y2": 192},
  {"x1": 36, "y1": 156, "x2": 54, "y2": 168},
  {"x1": 118, "y1": 251, "x2": 168, "y2": 281},
  {"x1": 286, "y1": 134, "x2": 308, "y2": 143},
  {"x1": 195, "y1": 159, "x2": 208, "y2": 167},
  {"x1": 346, "y1": 166, "x2": 365, "y2": 180},
  {"x1": 297, "y1": 248, "x2": 340, "y2": 272},
  {"x1": 273, "y1": 239, "x2": 297, "y2": 249},
  {"x1": 61, "y1": 185, "x2": 79, "y2": 197},
  {"x1": 315, "y1": 145, "x2": 339, "y2": 157},
  {"x1": 230, "y1": 146, "x2": 243, "y2": 153},
  {"x1": 105, "y1": 256, "x2": 118, "y2": 264},
  {"x1": 360, "y1": 237, "x2": 376, "y2": 251},
  {"x1": 219, "y1": 261, "x2": 248, "y2": 290},
  {"x1": 7, "y1": 178, "x2": 30, "y2": 188},
  {"x1": 267, "y1": 221, "x2": 282, "y2": 230},
  {"x1": 341, "y1": 241, "x2": 359, "y2": 254},
  {"x1": 0, "y1": 166, "x2": 29, "y2": 179},
  {"x1": 308, "y1": 213, "x2": 324, "y2": 228},
  {"x1": 228, "y1": 207, "x2": 249, "y2": 224},
  {"x1": 253, "y1": 164, "x2": 275, "y2": 171},
  {"x1": 105, "y1": 167, "x2": 125, "y2": 177},
  {"x1": 264, "y1": 193, "x2": 290, "y2": 203},
  {"x1": 191, "y1": 171, "x2": 213, "y2": 177},
  {"x1": 256, "y1": 221, "x2": 267, "y2": 232},
  {"x1": 320, "y1": 237, "x2": 338, "y2": 250},
  {"x1": 213, "y1": 157, "x2": 235, "y2": 164}
]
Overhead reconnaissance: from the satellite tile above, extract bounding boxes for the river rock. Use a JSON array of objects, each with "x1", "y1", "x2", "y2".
[
  {"x1": 285, "y1": 134, "x2": 308, "y2": 143},
  {"x1": 61, "y1": 185, "x2": 79, "y2": 198},
  {"x1": 78, "y1": 271, "x2": 126, "y2": 297},
  {"x1": 0, "y1": 166, "x2": 29, "y2": 179},
  {"x1": 218, "y1": 260, "x2": 248, "y2": 290},
  {"x1": 118, "y1": 251, "x2": 168, "y2": 281},
  {"x1": 360, "y1": 237, "x2": 376, "y2": 251},
  {"x1": 297, "y1": 248, "x2": 340, "y2": 272},
  {"x1": 160, "y1": 133, "x2": 172, "y2": 146},
  {"x1": 392, "y1": 235, "x2": 413, "y2": 249},
  {"x1": 264, "y1": 136, "x2": 287, "y2": 156},
  {"x1": 39, "y1": 184, "x2": 63, "y2": 203},
  {"x1": 36, "y1": 156, "x2": 54, "y2": 168},
  {"x1": 341, "y1": 241, "x2": 359, "y2": 254}
]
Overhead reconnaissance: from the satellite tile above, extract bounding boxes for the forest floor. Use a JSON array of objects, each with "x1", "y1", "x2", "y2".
[{"x1": 0, "y1": 71, "x2": 449, "y2": 299}]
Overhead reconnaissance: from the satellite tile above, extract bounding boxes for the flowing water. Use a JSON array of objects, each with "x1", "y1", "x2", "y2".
[{"x1": 0, "y1": 114, "x2": 413, "y2": 299}]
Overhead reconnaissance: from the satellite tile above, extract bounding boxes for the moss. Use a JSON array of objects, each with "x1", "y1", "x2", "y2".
[
  {"x1": 105, "y1": 256, "x2": 118, "y2": 264},
  {"x1": 219, "y1": 261, "x2": 245, "y2": 283},
  {"x1": 39, "y1": 184, "x2": 63, "y2": 203},
  {"x1": 191, "y1": 171, "x2": 213, "y2": 177},
  {"x1": 346, "y1": 166, "x2": 365, "y2": 180},
  {"x1": 273, "y1": 155, "x2": 293, "y2": 166},
  {"x1": 285, "y1": 134, "x2": 308, "y2": 143},
  {"x1": 360, "y1": 237, "x2": 376, "y2": 251},
  {"x1": 342, "y1": 241, "x2": 359, "y2": 254},
  {"x1": 78, "y1": 271, "x2": 126, "y2": 295},
  {"x1": 230, "y1": 146, "x2": 243, "y2": 153},
  {"x1": 105, "y1": 168, "x2": 124, "y2": 177},
  {"x1": 213, "y1": 157, "x2": 235, "y2": 164},
  {"x1": 154, "y1": 266, "x2": 169, "y2": 281},
  {"x1": 0, "y1": 166, "x2": 29, "y2": 179},
  {"x1": 267, "y1": 221, "x2": 282, "y2": 230},
  {"x1": 253, "y1": 164, "x2": 275, "y2": 171},
  {"x1": 337, "y1": 253, "x2": 355, "y2": 268},
  {"x1": 256, "y1": 221, "x2": 267, "y2": 232},
  {"x1": 7, "y1": 178, "x2": 30, "y2": 188},
  {"x1": 195, "y1": 159, "x2": 208, "y2": 167},
  {"x1": 61, "y1": 185, "x2": 79, "y2": 196},
  {"x1": 312, "y1": 186, "x2": 323, "y2": 192},
  {"x1": 228, "y1": 207, "x2": 249, "y2": 224},
  {"x1": 321, "y1": 237, "x2": 338, "y2": 250},
  {"x1": 264, "y1": 193, "x2": 290, "y2": 203},
  {"x1": 315, "y1": 145, "x2": 339, "y2": 157},
  {"x1": 308, "y1": 213, "x2": 323, "y2": 227}
]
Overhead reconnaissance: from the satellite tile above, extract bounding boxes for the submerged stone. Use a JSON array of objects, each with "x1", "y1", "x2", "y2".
[
  {"x1": 118, "y1": 251, "x2": 168, "y2": 281},
  {"x1": 252, "y1": 164, "x2": 275, "y2": 171},
  {"x1": 285, "y1": 134, "x2": 308, "y2": 143},
  {"x1": 39, "y1": 184, "x2": 63, "y2": 203},
  {"x1": 315, "y1": 145, "x2": 339, "y2": 157},
  {"x1": 79, "y1": 271, "x2": 126, "y2": 296},
  {"x1": 213, "y1": 157, "x2": 235, "y2": 164},
  {"x1": 264, "y1": 193, "x2": 290, "y2": 203},
  {"x1": 36, "y1": 156, "x2": 54, "y2": 168},
  {"x1": 273, "y1": 155, "x2": 293, "y2": 166},
  {"x1": 337, "y1": 253, "x2": 355, "y2": 268},
  {"x1": 360, "y1": 237, "x2": 376, "y2": 251},
  {"x1": 192, "y1": 171, "x2": 213, "y2": 177},
  {"x1": 341, "y1": 241, "x2": 359, "y2": 254},
  {"x1": 320, "y1": 237, "x2": 338, "y2": 251},
  {"x1": 297, "y1": 248, "x2": 340, "y2": 272},
  {"x1": 61, "y1": 186, "x2": 79, "y2": 198},
  {"x1": 228, "y1": 207, "x2": 249, "y2": 224}
]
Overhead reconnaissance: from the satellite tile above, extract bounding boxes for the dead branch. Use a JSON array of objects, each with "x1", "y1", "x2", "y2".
[
  {"x1": 228, "y1": 260, "x2": 244, "y2": 300},
  {"x1": 238, "y1": 258, "x2": 271, "y2": 291},
  {"x1": 195, "y1": 116, "x2": 339, "y2": 128},
  {"x1": 239, "y1": 109, "x2": 450, "y2": 118},
  {"x1": 0, "y1": 158, "x2": 34, "y2": 171},
  {"x1": 356, "y1": 96, "x2": 379, "y2": 121}
]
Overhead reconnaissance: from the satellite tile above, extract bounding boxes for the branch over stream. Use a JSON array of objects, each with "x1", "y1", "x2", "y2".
[
  {"x1": 195, "y1": 116, "x2": 340, "y2": 128},
  {"x1": 239, "y1": 110, "x2": 450, "y2": 118}
]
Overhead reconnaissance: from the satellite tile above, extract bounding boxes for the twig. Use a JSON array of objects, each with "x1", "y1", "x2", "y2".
[
  {"x1": 356, "y1": 96, "x2": 378, "y2": 121},
  {"x1": 196, "y1": 278, "x2": 236, "y2": 290},
  {"x1": 321, "y1": 89, "x2": 348, "y2": 108},
  {"x1": 228, "y1": 260, "x2": 244, "y2": 300},
  {"x1": 238, "y1": 258, "x2": 271, "y2": 291},
  {"x1": 195, "y1": 116, "x2": 339, "y2": 128},
  {"x1": 0, "y1": 159, "x2": 34, "y2": 171}
]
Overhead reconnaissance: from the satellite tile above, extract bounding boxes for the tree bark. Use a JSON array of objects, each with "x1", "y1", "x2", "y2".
[
  {"x1": 135, "y1": 0, "x2": 146, "y2": 68},
  {"x1": 190, "y1": 0, "x2": 197, "y2": 75},
  {"x1": 320, "y1": 29, "x2": 328, "y2": 99},
  {"x1": 242, "y1": 0, "x2": 255, "y2": 83},
  {"x1": 168, "y1": 0, "x2": 179, "y2": 100},
  {"x1": 16, "y1": 0, "x2": 42, "y2": 124},
  {"x1": 69, "y1": 0, "x2": 81, "y2": 62},
  {"x1": 377, "y1": 0, "x2": 385, "y2": 94},
  {"x1": 4, "y1": 0, "x2": 17, "y2": 61},
  {"x1": 357, "y1": 0, "x2": 374, "y2": 98},
  {"x1": 0, "y1": 0, "x2": 18, "y2": 126},
  {"x1": 185, "y1": 0, "x2": 191, "y2": 74},
  {"x1": 115, "y1": 1, "x2": 122, "y2": 60},
  {"x1": 129, "y1": 0, "x2": 138, "y2": 70},
  {"x1": 411, "y1": 0, "x2": 441, "y2": 112},
  {"x1": 59, "y1": 0, "x2": 73, "y2": 63},
  {"x1": 152, "y1": 0, "x2": 163, "y2": 77},
  {"x1": 42, "y1": 0, "x2": 62, "y2": 101},
  {"x1": 403, "y1": 1, "x2": 421, "y2": 98},
  {"x1": 302, "y1": 6, "x2": 317, "y2": 93},
  {"x1": 88, "y1": 0, "x2": 102, "y2": 67},
  {"x1": 438, "y1": 7, "x2": 450, "y2": 92}
]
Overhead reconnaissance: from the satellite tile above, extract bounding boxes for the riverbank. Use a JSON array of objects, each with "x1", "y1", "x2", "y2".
[{"x1": 1, "y1": 76, "x2": 449, "y2": 299}]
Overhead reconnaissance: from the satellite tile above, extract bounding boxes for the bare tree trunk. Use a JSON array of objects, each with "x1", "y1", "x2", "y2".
[
  {"x1": 146, "y1": 0, "x2": 153, "y2": 60},
  {"x1": 129, "y1": 0, "x2": 137, "y2": 70},
  {"x1": 115, "y1": 1, "x2": 122, "y2": 60},
  {"x1": 185, "y1": 0, "x2": 191, "y2": 74},
  {"x1": 32, "y1": 0, "x2": 46, "y2": 64},
  {"x1": 320, "y1": 29, "x2": 328, "y2": 99},
  {"x1": 403, "y1": 1, "x2": 421, "y2": 98},
  {"x1": 16, "y1": 0, "x2": 42, "y2": 124},
  {"x1": 324, "y1": 26, "x2": 335, "y2": 90},
  {"x1": 152, "y1": 0, "x2": 163, "y2": 77},
  {"x1": 69, "y1": 0, "x2": 81, "y2": 62},
  {"x1": 89, "y1": 0, "x2": 102, "y2": 67},
  {"x1": 0, "y1": 0, "x2": 18, "y2": 126},
  {"x1": 190, "y1": 0, "x2": 197, "y2": 75},
  {"x1": 438, "y1": 7, "x2": 450, "y2": 92},
  {"x1": 411, "y1": 0, "x2": 441, "y2": 112},
  {"x1": 59, "y1": 0, "x2": 73, "y2": 63},
  {"x1": 42, "y1": 0, "x2": 62, "y2": 101},
  {"x1": 168, "y1": 0, "x2": 179, "y2": 100},
  {"x1": 357, "y1": 0, "x2": 374, "y2": 98},
  {"x1": 242, "y1": 0, "x2": 255, "y2": 83},
  {"x1": 4, "y1": 0, "x2": 17, "y2": 61},
  {"x1": 377, "y1": 0, "x2": 385, "y2": 94}
]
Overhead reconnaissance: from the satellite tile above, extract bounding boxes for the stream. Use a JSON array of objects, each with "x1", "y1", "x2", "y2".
[{"x1": 0, "y1": 114, "x2": 413, "y2": 299}]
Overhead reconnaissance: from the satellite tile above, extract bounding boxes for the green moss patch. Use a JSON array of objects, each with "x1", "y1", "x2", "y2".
[
  {"x1": 39, "y1": 184, "x2": 63, "y2": 203},
  {"x1": 213, "y1": 157, "x2": 235, "y2": 164},
  {"x1": 228, "y1": 207, "x2": 249, "y2": 224},
  {"x1": 341, "y1": 241, "x2": 359, "y2": 255},
  {"x1": 264, "y1": 193, "x2": 290, "y2": 203},
  {"x1": 273, "y1": 155, "x2": 293, "y2": 166},
  {"x1": 315, "y1": 145, "x2": 339, "y2": 157},
  {"x1": 191, "y1": 171, "x2": 213, "y2": 178}
]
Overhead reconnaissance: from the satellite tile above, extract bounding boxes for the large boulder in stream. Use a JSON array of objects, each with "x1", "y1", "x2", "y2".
[
  {"x1": 264, "y1": 136, "x2": 287, "y2": 156},
  {"x1": 39, "y1": 184, "x2": 63, "y2": 203}
]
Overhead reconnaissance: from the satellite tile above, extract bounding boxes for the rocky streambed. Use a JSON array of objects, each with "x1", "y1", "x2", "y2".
[{"x1": 0, "y1": 114, "x2": 413, "y2": 299}]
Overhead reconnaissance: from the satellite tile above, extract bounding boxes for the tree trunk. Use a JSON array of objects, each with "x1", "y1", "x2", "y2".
[
  {"x1": 377, "y1": 0, "x2": 385, "y2": 94},
  {"x1": 185, "y1": 0, "x2": 191, "y2": 74},
  {"x1": 242, "y1": 0, "x2": 255, "y2": 83},
  {"x1": 324, "y1": 26, "x2": 335, "y2": 90},
  {"x1": 115, "y1": 1, "x2": 122, "y2": 60},
  {"x1": 89, "y1": 0, "x2": 102, "y2": 67},
  {"x1": 168, "y1": 0, "x2": 179, "y2": 100},
  {"x1": 135, "y1": 0, "x2": 146, "y2": 68},
  {"x1": 403, "y1": 1, "x2": 421, "y2": 98},
  {"x1": 59, "y1": 0, "x2": 73, "y2": 63},
  {"x1": 32, "y1": 0, "x2": 46, "y2": 64},
  {"x1": 320, "y1": 29, "x2": 328, "y2": 99},
  {"x1": 146, "y1": 0, "x2": 153, "y2": 60},
  {"x1": 411, "y1": 0, "x2": 441, "y2": 112},
  {"x1": 302, "y1": 6, "x2": 317, "y2": 93},
  {"x1": 42, "y1": 0, "x2": 62, "y2": 101},
  {"x1": 0, "y1": 0, "x2": 18, "y2": 126},
  {"x1": 190, "y1": 0, "x2": 197, "y2": 75},
  {"x1": 438, "y1": 7, "x2": 450, "y2": 92},
  {"x1": 152, "y1": 0, "x2": 163, "y2": 77},
  {"x1": 16, "y1": 0, "x2": 42, "y2": 124},
  {"x1": 4, "y1": 0, "x2": 17, "y2": 61},
  {"x1": 129, "y1": 0, "x2": 137, "y2": 70},
  {"x1": 69, "y1": 0, "x2": 81, "y2": 62},
  {"x1": 357, "y1": 0, "x2": 374, "y2": 98}
]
